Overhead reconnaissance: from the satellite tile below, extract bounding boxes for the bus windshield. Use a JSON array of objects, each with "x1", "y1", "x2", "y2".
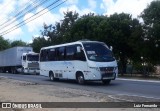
[
  {"x1": 83, "y1": 42, "x2": 115, "y2": 62},
  {"x1": 27, "y1": 55, "x2": 39, "y2": 61}
]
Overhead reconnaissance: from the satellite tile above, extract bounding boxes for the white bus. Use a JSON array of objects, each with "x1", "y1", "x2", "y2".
[{"x1": 39, "y1": 40, "x2": 118, "y2": 85}]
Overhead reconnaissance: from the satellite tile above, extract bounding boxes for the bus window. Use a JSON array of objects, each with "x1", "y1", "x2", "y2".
[
  {"x1": 40, "y1": 49, "x2": 49, "y2": 61},
  {"x1": 66, "y1": 45, "x2": 76, "y2": 60},
  {"x1": 48, "y1": 48, "x2": 56, "y2": 61},
  {"x1": 57, "y1": 47, "x2": 65, "y2": 60},
  {"x1": 83, "y1": 43, "x2": 115, "y2": 62},
  {"x1": 75, "y1": 45, "x2": 86, "y2": 61}
]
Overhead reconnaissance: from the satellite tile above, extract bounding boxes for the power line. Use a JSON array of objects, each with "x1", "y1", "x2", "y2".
[
  {"x1": 0, "y1": 0, "x2": 67, "y2": 36},
  {"x1": 0, "y1": 0, "x2": 16, "y2": 23},
  {"x1": 0, "y1": 0, "x2": 60, "y2": 35},
  {"x1": 0, "y1": 0, "x2": 11, "y2": 11},
  {"x1": 0, "y1": 0, "x2": 49, "y2": 31},
  {"x1": 0, "y1": 0, "x2": 34, "y2": 26}
]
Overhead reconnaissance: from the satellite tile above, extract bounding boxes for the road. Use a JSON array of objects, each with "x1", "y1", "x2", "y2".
[{"x1": 0, "y1": 73, "x2": 160, "y2": 101}]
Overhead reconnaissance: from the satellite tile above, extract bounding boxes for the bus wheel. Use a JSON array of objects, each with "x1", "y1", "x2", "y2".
[
  {"x1": 49, "y1": 72, "x2": 54, "y2": 81},
  {"x1": 102, "y1": 80, "x2": 111, "y2": 85},
  {"x1": 76, "y1": 73, "x2": 85, "y2": 85}
]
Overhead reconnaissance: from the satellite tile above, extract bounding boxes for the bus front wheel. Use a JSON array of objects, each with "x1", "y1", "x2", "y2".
[{"x1": 76, "y1": 73, "x2": 85, "y2": 85}]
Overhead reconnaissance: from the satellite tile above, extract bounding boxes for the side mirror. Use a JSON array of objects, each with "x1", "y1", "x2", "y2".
[
  {"x1": 110, "y1": 46, "x2": 113, "y2": 51},
  {"x1": 77, "y1": 46, "x2": 81, "y2": 53}
]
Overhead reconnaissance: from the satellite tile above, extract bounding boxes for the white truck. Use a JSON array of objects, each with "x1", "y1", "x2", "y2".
[{"x1": 0, "y1": 47, "x2": 39, "y2": 74}]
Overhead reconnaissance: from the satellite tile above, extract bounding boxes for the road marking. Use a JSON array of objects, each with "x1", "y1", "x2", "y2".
[{"x1": 117, "y1": 78, "x2": 160, "y2": 83}]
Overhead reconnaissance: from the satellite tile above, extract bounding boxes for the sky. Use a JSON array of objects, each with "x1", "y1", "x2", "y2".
[{"x1": 0, "y1": 0, "x2": 154, "y2": 43}]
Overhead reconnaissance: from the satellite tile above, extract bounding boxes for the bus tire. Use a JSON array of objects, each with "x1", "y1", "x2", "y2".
[
  {"x1": 102, "y1": 80, "x2": 111, "y2": 85},
  {"x1": 49, "y1": 72, "x2": 55, "y2": 81},
  {"x1": 76, "y1": 72, "x2": 85, "y2": 85}
]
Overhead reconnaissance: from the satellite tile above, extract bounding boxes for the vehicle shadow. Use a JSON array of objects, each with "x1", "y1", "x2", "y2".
[{"x1": 46, "y1": 79, "x2": 119, "y2": 87}]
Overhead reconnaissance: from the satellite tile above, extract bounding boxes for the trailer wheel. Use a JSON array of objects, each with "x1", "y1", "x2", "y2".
[
  {"x1": 11, "y1": 68, "x2": 16, "y2": 74},
  {"x1": 102, "y1": 80, "x2": 111, "y2": 85},
  {"x1": 76, "y1": 72, "x2": 85, "y2": 85},
  {"x1": 0, "y1": 69, "x2": 2, "y2": 73}
]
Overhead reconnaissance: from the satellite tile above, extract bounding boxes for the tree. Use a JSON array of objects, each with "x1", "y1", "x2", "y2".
[
  {"x1": 11, "y1": 40, "x2": 27, "y2": 47},
  {"x1": 31, "y1": 37, "x2": 50, "y2": 53},
  {"x1": 41, "y1": 11, "x2": 79, "y2": 45},
  {"x1": 0, "y1": 36, "x2": 10, "y2": 51},
  {"x1": 71, "y1": 13, "x2": 143, "y2": 75},
  {"x1": 37, "y1": 11, "x2": 144, "y2": 75},
  {"x1": 141, "y1": 0, "x2": 160, "y2": 64},
  {"x1": 71, "y1": 13, "x2": 107, "y2": 41},
  {"x1": 60, "y1": 11, "x2": 79, "y2": 42}
]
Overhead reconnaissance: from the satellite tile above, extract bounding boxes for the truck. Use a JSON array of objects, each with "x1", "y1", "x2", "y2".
[{"x1": 0, "y1": 46, "x2": 39, "y2": 74}]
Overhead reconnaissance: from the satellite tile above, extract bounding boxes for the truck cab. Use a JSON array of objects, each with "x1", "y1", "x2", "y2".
[{"x1": 22, "y1": 52, "x2": 39, "y2": 74}]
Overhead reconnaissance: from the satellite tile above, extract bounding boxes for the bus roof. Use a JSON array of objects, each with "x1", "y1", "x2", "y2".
[{"x1": 40, "y1": 40, "x2": 104, "y2": 50}]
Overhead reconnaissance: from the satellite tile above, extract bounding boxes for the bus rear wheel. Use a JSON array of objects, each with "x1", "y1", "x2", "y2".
[
  {"x1": 49, "y1": 72, "x2": 54, "y2": 81},
  {"x1": 102, "y1": 80, "x2": 111, "y2": 85},
  {"x1": 76, "y1": 73, "x2": 85, "y2": 85}
]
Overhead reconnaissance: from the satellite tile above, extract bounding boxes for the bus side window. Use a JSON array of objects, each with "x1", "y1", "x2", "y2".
[
  {"x1": 48, "y1": 48, "x2": 56, "y2": 61},
  {"x1": 40, "y1": 49, "x2": 48, "y2": 61},
  {"x1": 66, "y1": 45, "x2": 76, "y2": 60},
  {"x1": 75, "y1": 45, "x2": 86, "y2": 61},
  {"x1": 57, "y1": 47, "x2": 65, "y2": 61}
]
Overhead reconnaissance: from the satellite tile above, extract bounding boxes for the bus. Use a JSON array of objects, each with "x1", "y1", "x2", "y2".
[{"x1": 39, "y1": 40, "x2": 118, "y2": 85}]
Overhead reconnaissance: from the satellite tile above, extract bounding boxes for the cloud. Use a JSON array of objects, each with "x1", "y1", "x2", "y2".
[
  {"x1": 17, "y1": 0, "x2": 29, "y2": 7},
  {"x1": 66, "y1": 0, "x2": 79, "y2": 5},
  {"x1": 59, "y1": 5, "x2": 96, "y2": 16},
  {"x1": 24, "y1": 7, "x2": 61, "y2": 33},
  {"x1": 0, "y1": 0, "x2": 23, "y2": 40},
  {"x1": 100, "y1": 0, "x2": 154, "y2": 18},
  {"x1": 88, "y1": 0, "x2": 97, "y2": 10},
  {"x1": 1, "y1": 19, "x2": 23, "y2": 40},
  {"x1": 0, "y1": 0, "x2": 16, "y2": 23}
]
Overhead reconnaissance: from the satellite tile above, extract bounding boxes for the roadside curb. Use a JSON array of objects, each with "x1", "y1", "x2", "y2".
[{"x1": 117, "y1": 78, "x2": 160, "y2": 83}]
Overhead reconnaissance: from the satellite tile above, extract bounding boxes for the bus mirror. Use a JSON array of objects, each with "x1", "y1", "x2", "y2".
[
  {"x1": 77, "y1": 46, "x2": 81, "y2": 53},
  {"x1": 110, "y1": 46, "x2": 113, "y2": 51}
]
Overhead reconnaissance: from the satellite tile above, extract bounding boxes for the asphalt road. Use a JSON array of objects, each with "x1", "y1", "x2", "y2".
[{"x1": 0, "y1": 73, "x2": 160, "y2": 101}]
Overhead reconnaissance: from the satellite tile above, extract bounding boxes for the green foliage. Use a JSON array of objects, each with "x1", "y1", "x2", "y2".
[
  {"x1": 41, "y1": 11, "x2": 79, "y2": 45},
  {"x1": 0, "y1": 37, "x2": 27, "y2": 51},
  {"x1": 11, "y1": 40, "x2": 27, "y2": 47},
  {"x1": 141, "y1": 0, "x2": 160, "y2": 64},
  {"x1": 71, "y1": 13, "x2": 143, "y2": 74},
  {"x1": 71, "y1": 14, "x2": 107, "y2": 41},
  {"x1": 0, "y1": 36, "x2": 10, "y2": 51},
  {"x1": 31, "y1": 37, "x2": 51, "y2": 53}
]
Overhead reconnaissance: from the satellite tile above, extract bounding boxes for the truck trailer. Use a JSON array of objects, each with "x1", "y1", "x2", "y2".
[{"x1": 0, "y1": 47, "x2": 39, "y2": 74}]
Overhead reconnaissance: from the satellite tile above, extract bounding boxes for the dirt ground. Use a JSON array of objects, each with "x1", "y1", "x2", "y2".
[{"x1": 0, "y1": 77, "x2": 159, "y2": 111}]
